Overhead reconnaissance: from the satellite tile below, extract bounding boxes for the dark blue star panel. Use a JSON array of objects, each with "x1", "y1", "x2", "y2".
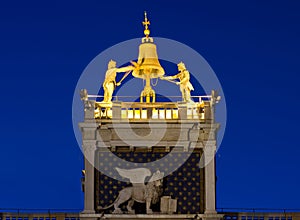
[{"x1": 95, "y1": 149, "x2": 204, "y2": 214}]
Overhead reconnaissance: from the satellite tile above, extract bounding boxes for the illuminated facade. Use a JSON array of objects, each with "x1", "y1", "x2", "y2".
[{"x1": 79, "y1": 13, "x2": 222, "y2": 220}]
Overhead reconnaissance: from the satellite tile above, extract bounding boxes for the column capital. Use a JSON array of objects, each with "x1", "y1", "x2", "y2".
[
  {"x1": 82, "y1": 140, "x2": 97, "y2": 164},
  {"x1": 83, "y1": 140, "x2": 97, "y2": 151}
]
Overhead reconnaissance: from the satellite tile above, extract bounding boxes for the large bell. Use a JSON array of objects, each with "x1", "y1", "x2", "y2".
[
  {"x1": 132, "y1": 40, "x2": 165, "y2": 79},
  {"x1": 131, "y1": 12, "x2": 165, "y2": 103},
  {"x1": 132, "y1": 39, "x2": 165, "y2": 103}
]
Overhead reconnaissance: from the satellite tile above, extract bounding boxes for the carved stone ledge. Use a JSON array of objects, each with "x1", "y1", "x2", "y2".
[
  {"x1": 79, "y1": 213, "x2": 213, "y2": 220},
  {"x1": 80, "y1": 213, "x2": 224, "y2": 220},
  {"x1": 202, "y1": 213, "x2": 224, "y2": 220}
]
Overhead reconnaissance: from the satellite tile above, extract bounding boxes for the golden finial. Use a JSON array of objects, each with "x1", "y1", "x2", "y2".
[{"x1": 142, "y1": 11, "x2": 150, "y2": 38}]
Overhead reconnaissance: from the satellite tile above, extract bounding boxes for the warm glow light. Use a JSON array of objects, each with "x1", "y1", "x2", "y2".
[
  {"x1": 121, "y1": 109, "x2": 127, "y2": 119},
  {"x1": 127, "y1": 110, "x2": 134, "y2": 119},
  {"x1": 159, "y1": 109, "x2": 165, "y2": 119},
  {"x1": 200, "y1": 113, "x2": 205, "y2": 120},
  {"x1": 187, "y1": 108, "x2": 193, "y2": 119},
  {"x1": 107, "y1": 110, "x2": 112, "y2": 118},
  {"x1": 94, "y1": 108, "x2": 100, "y2": 119},
  {"x1": 193, "y1": 109, "x2": 199, "y2": 119},
  {"x1": 108, "y1": 107, "x2": 202, "y2": 120},
  {"x1": 166, "y1": 109, "x2": 172, "y2": 119},
  {"x1": 172, "y1": 109, "x2": 178, "y2": 119},
  {"x1": 152, "y1": 109, "x2": 158, "y2": 119},
  {"x1": 141, "y1": 109, "x2": 147, "y2": 119},
  {"x1": 134, "y1": 109, "x2": 141, "y2": 119}
]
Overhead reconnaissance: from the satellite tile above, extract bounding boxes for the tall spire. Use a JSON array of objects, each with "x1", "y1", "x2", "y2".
[{"x1": 142, "y1": 11, "x2": 150, "y2": 38}]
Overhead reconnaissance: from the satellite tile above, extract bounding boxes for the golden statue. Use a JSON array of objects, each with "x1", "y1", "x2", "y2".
[
  {"x1": 102, "y1": 60, "x2": 134, "y2": 103},
  {"x1": 161, "y1": 62, "x2": 194, "y2": 102},
  {"x1": 101, "y1": 13, "x2": 196, "y2": 104}
]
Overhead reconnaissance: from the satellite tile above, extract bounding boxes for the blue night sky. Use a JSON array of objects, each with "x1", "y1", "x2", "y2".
[{"x1": 0, "y1": 0, "x2": 300, "y2": 211}]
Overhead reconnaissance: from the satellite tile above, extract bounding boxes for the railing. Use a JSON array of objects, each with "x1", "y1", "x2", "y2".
[
  {"x1": 218, "y1": 208, "x2": 300, "y2": 220},
  {"x1": 0, "y1": 209, "x2": 80, "y2": 220},
  {"x1": 90, "y1": 95, "x2": 211, "y2": 121},
  {"x1": 1, "y1": 208, "x2": 300, "y2": 220},
  {"x1": 80, "y1": 89, "x2": 221, "y2": 122},
  {"x1": 120, "y1": 102, "x2": 179, "y2": 120},
  {"x1": 87, "y1": 95, "x2": 212, "y2": 103}
]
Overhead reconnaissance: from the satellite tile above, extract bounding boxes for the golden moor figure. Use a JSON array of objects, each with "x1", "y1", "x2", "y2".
[
  {"x1": 162, "y1": 62, "x2": 194, "y2": 102},
  {"x1": 102, "y1": 60, "x2": 134, "y2": 103}
]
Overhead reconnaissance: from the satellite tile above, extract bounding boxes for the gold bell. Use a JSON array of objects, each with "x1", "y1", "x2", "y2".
[
  {"x1": 131, "y1": 12, "x2": 165, "y2": 103},
  {"x1": 132, "y1": 40, "x2": 165, "y2": 80}
]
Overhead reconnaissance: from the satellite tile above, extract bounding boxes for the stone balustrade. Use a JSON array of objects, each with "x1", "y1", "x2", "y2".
[{"x1": 82, "y1": 95, "x2": 213, "y2": 122}]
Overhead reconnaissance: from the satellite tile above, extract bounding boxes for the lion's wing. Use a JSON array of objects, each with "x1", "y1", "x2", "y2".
[{"x1": 115, "y1": 167, "x2": 151, "y2": 183}]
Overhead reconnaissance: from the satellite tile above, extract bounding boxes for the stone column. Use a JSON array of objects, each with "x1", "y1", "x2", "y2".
[
  {"x1": 112, "y1": 101, "x2": 122, "y2": 119},
  {"x1": 204, "y1": 143, "x2": 217, "y2": 214},
  {"x1": 82, "y1": 140, "x2": 97, "y2": 214},
  {"x1": 178, "y1": 102, "x2": 187, "y2": 120},
  {"x1": 84, "y1": 101, "x2": 96, "y2": 121}
]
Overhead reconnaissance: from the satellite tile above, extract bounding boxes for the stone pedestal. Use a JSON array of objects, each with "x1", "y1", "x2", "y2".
[
  {"x1": 177, "y1": 102, "x2": 187, "y2": 119},
  {"x1": 112, "y1": 101, "x2": 122, "y2": 119}
]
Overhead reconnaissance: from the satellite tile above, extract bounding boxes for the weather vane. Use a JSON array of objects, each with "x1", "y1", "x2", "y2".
[{"x1": 142, "y1": 11, "x2": 150, "y2": 38}]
